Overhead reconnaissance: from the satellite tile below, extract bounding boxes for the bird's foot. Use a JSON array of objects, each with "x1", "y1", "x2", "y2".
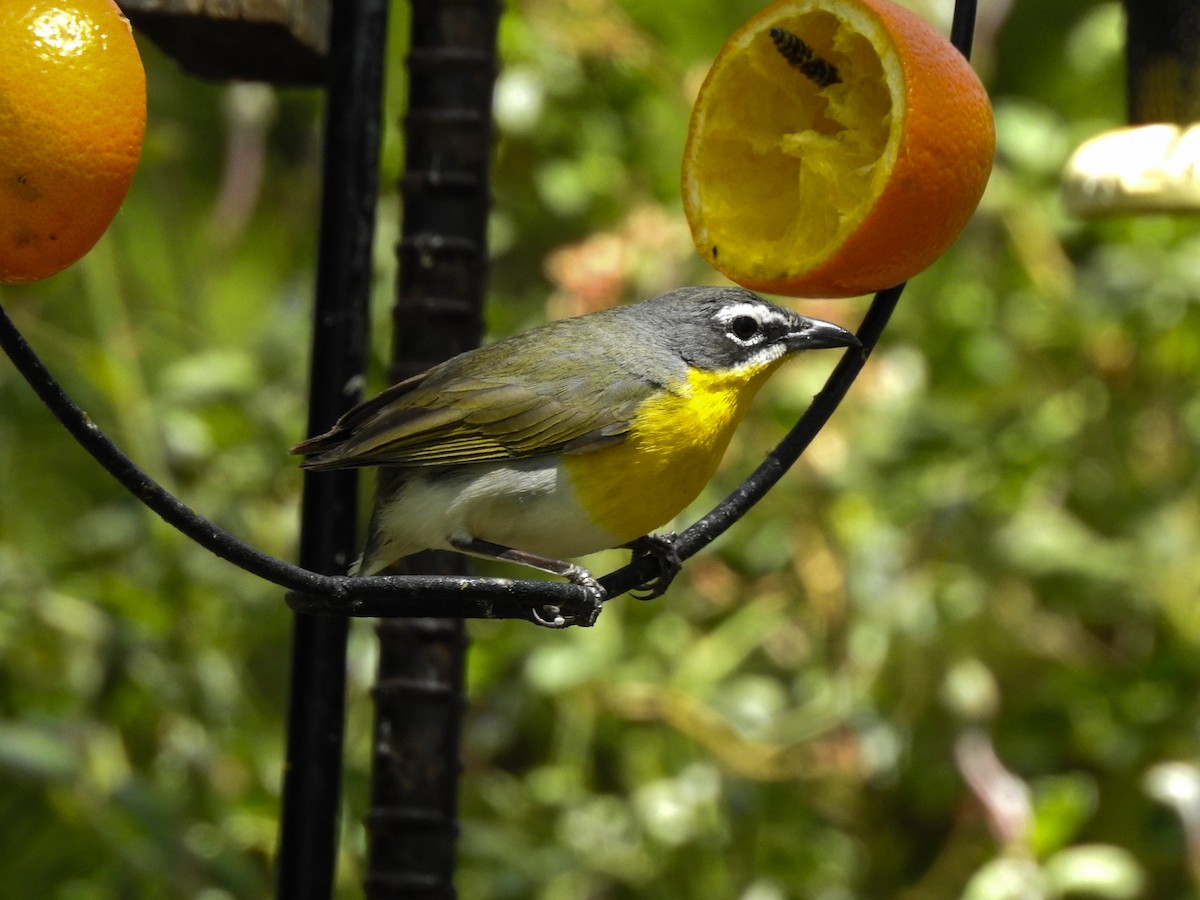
[
  {"x1": 449, "y1": 535, "x2": 606, "y2": 628},
  {"x1": 627, "y1": 532, "x2": 682, "y2": 601},
  {"x1": 532, "y1": 563, "x2": 605, "y2": 628}
]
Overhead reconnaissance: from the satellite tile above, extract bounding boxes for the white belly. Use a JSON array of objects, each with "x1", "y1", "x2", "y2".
[{"x1": 358, "y1": 458, "x2": 623, "y2": 575}]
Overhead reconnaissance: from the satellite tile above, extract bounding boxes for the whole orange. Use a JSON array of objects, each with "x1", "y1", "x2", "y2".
[
  {"x1": 0, "y1": 0, "x2": 146, "y2": 285},
  {"x1": 682, "y1": 0, "x2": 995, "y2": 298}
]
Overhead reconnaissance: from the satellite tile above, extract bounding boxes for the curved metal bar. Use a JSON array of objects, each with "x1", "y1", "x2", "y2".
[
  {"x1": 599, "y1": 0, "x2": 979, "y2": 596},
  {"x1": 0, "y1": 0, "x2": 978, "y2": 624},
  {"x1": 950, "y1": 0, "x2": 978, "y2": 59},
  {"x1": 0, "y1": 305, "x2": 589, "y2": 620},
  {"x1": 0, "y1": 305, "x2": 316, "y2": 589},
  {"x1": 0, "y1": 292, "x2": 879, "y2": 618},
  {"x1": 599, "y1": 284, "x2": 902, "y2": 599}
]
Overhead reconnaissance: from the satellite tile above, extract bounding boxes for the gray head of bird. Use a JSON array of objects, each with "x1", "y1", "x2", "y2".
[{"x1": 618, "y1": 286, "x2": 860, "y2": 374}]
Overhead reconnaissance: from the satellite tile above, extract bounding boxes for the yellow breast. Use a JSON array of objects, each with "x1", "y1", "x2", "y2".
[{"x1": 563, "y1": 361, "x2": 780, "y2": 543}]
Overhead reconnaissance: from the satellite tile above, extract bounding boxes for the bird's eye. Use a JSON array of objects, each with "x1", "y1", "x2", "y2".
[{"x1": 730, "y1": 315, "x2": 761, "y2": 341}]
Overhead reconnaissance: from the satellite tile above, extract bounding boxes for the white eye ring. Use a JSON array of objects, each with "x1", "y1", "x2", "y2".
[
  {"x1": 729, "y1": 319, "x2": 758, "y2": 343},
  {"x1": 729, "y1": 315, "x2": 761, "y2": 342}
]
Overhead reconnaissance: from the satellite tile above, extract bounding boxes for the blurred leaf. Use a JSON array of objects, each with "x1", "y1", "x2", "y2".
[
  {"x1": 1043, "y1": 844, "x2": 1145, "y2": 898},
  {"x1": 1031, "y1": 773, "x2": 1098, "y2": 857}
]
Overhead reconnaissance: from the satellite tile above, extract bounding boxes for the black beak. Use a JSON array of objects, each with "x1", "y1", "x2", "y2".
[{"x1": 786, "y1": 316, "x2": 861, "y2": 351}]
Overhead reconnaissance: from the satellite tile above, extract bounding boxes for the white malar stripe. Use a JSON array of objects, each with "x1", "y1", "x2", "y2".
[{"x1": 735, "y1": 340, "x2": 789, "y2": 374}]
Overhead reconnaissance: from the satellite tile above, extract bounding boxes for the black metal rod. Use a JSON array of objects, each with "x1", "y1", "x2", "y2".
[
  {"x1": 275, "y1": 0, "x2": 390, "y2": 897},
  {"x1": 0, "y1": 0, "x2": 981, "y2": 626},
  {"x1": 598, "y1": 286, "x2": 901, "y2": 598},
  {"x1": 1123, "y1": 0, "x2": 1200, "y2": 122},
  {"x1": 364, "y1": 0, "x2": 501, "y2": 894},
  {"x1": 601, "y1": 0, "x2": 979, "y2": 597},
  {"x1": 949, "y1": 0, "x2": 978, "y2": 59},
  {"x1": 0, "y1": 303, "x2": 317, "y2": 590},
  {"x1": 0, "y1": 303, "x2": 595, "y2": 619}
]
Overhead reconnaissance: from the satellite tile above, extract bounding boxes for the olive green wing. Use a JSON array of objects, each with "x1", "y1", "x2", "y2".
[{"x1": 291, "y1": 366, "x2": 656, "y2": 471}]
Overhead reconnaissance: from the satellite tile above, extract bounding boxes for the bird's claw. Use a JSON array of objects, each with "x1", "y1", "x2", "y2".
[
  {"x1": 532, "y1": 564, "x2": 605, "y2": 628},
  {"x1": 628, "y1": 532, "x2": 682, "y2": 601},
  {"x1": 532, "y1": 605, "x2": 571, "y2": 628}
]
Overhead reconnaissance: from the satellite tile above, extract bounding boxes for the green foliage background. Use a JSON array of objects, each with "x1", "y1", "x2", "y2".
[{"x1": 3, "y1": 1, "x2": 1199, "y2": 897}]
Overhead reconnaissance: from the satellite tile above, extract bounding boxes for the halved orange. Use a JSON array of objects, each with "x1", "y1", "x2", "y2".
[
  {"x1": 0, "y1": 0, "x2": 146, "y2": 285},
  {"x1": 682, "y1": 0, "x2": 995, "y2": 298}
]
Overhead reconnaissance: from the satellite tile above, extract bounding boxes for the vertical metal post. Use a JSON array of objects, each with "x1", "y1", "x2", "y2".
[
  {"x1": 363, "y1": 0, "x2": 501, "y2": 896},
  {"x1": 1123, "y1": 0, "x2": 1200, "y2": 123},
  {"x1": 277, "y1": 1, "x2": 390, "y2": 897}
]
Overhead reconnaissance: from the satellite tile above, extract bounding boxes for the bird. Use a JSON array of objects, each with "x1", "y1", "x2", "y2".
[{"x1": 292, "y1": 285, "x2": 858, "y2": 609}]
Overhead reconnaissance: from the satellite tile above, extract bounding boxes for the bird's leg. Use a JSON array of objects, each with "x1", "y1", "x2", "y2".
[
  {"x1": 449, "y1": 537, "x2": 605, "y2": 628},
  {"x1": 625, "y1": 532, "x2": 682, "y2": 601}
]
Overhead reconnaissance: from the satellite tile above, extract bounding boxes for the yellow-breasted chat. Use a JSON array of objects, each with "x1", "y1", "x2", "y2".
[{"x1": 292, "y1": 286, "x2": 858, "y2": 605}]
